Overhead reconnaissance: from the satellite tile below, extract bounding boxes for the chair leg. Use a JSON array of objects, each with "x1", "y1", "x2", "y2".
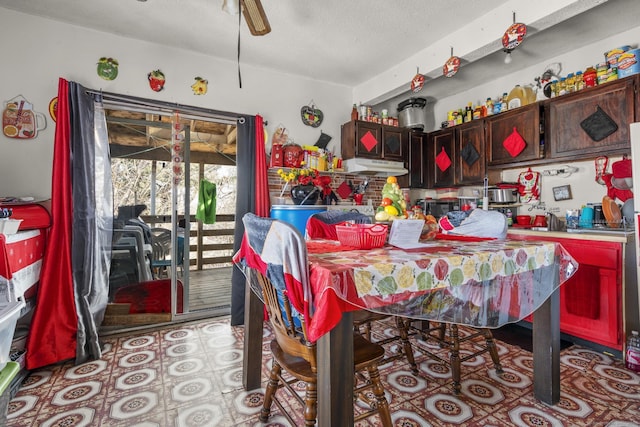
[
  {"x1": 260, "y1": 361, "x2": 281, "y2": 422},
  {"x1": 481, "y1": 328, "x2": 504, "y2": 374},
  {"x1": 303, "y1": 382, "x2": 317, "y2": 427},
  {"x1": 366, "y1": 365, "x2": 393, "y2": 427},
  {"x1": 448, "y1": 324, "x2": 462, "y2": 394},
  {"x1": 395, "y1": 317, "x2": 418, "y2": 374}
]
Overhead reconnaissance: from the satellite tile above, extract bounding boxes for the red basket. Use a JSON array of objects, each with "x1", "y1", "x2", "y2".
[{"x1": 335, "y1": 223, "x2": 388, "y2": 249}]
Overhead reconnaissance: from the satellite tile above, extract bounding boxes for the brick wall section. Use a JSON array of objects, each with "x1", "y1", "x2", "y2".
[{"x1": 267, "y1": 169, "x2": 388, "y2": 206}]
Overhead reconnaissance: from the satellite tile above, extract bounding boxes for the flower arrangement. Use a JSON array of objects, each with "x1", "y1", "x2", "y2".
[{"x1": 277, "y1": 167, "x2": 334, "y2": 200}]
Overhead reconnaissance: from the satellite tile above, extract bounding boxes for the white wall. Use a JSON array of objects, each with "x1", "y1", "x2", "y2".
[{"x1": 0, "y1": 9, "x2": 351, "y2": 199}]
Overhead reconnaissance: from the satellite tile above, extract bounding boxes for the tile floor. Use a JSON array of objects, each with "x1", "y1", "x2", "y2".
[{"x1": 5, "y1": 316, "x2": 640, "y2": 426}]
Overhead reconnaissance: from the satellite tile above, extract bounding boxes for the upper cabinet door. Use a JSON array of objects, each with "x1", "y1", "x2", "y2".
[
  {"x1": 429, "y1": 128, "x2": 455, "y2": 188},
  {"x1": 341, "y1": 120, "x2": 382, "y2": 160},
  {"x1": 456, "y1": 120, "x2": 485, "y2": 185},
  {"x1": 486, "y1": 103, "x2": 541, "y2": 166},
  {"x1": 381, "y1": 125, "x2": 406, "y2": 161},
  {"x1": 407, "y1": 131, "x2": 428, "y2": 188},
  {"x1": 548, "y1": 76, "x2": 635, "y2": 159}
]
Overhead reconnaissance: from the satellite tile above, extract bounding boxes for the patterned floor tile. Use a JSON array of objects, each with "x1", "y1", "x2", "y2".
[{"x1": 7, "y1": 316, "x2": 640, "y2": 426}]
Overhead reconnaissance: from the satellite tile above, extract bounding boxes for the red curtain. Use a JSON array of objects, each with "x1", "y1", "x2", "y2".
[
  {"x1": 25, "y1": 78, "x2": 78, "y2": 370},
  {"x1": 254, "y1": 115, "x2": 270, "y2": 217}
]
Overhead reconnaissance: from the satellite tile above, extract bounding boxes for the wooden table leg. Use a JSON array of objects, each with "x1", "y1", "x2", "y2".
[
  {"x1": 533, "y1": 287, "x2": 561, "y2": 404},
  {"x1": 317, "y1": 311, "x2": 354, "y2": 427},
  {"x1": 243, "y1": 278, "x2": 264, "y2": 391}
]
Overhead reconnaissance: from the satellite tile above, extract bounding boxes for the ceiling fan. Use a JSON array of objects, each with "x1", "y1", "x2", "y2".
[{"x1": 223, "y1": 0, "x2": 271, "y2": 36}]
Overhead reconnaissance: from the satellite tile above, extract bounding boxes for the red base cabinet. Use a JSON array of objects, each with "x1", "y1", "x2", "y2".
[{"x1": 511, "y1": 235, "x2": 623, "y2": 351}]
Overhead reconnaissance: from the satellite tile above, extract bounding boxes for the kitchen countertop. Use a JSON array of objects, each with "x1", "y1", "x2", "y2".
[{"x1": 507, "y1": 228, "x2": 635, "y2": 243}]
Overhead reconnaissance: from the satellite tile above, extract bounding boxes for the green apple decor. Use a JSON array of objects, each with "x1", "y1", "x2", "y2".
[
  {"x1": 97, "y1": 57, "x2": 119, "y2": 81},
  {"x1": 301, "y1": 103, "x2": 323, "y2": 127}
]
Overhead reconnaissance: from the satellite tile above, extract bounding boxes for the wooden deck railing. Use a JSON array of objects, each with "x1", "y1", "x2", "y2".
[{"x1": 142, "y1": 214, "x2": 236, "y2": 270}]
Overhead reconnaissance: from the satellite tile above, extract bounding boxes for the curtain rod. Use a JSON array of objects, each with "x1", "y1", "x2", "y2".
[{"x1": 86, "y1": 89, "x2": 244, "y2": 125}]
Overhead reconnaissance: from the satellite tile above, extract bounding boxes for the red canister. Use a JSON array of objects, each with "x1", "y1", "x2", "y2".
[{"x1": 583, "y1": 66, "x2": 597, "y2": 88}]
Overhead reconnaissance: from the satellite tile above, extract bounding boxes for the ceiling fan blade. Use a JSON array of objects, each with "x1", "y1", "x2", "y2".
[{"x1": 241, "y1": 0, "x2": 271, "y2": 36}]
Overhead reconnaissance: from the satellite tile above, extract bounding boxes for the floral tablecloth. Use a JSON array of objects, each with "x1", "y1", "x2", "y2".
[{"x1": 306, "y1": 239, "x2": 578, "y2": 340}]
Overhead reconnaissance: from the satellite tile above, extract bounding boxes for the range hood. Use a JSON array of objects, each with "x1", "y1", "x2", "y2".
[{"x1": 343, "y1": 158, "x2": 408, "y2": 177}]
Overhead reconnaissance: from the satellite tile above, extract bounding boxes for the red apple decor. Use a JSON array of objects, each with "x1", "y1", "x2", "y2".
[{"x1": 148, "y1": 70, "x2": 166, "y2": 92}]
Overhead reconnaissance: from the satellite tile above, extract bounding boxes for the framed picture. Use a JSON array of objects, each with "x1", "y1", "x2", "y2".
[{"x1": 552, "y1": 185, "x2": 572, "y2": 201}]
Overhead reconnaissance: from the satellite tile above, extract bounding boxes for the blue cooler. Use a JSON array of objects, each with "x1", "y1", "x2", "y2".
[{"x1": 270, "y1": 205, "x2": 327, "y2": 235}]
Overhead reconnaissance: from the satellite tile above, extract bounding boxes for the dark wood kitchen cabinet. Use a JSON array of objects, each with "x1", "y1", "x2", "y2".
[
  {"x1": 341, "y1": 120, "x2": 407, "y2": 161},
  {"x1": 341, "y1": 120, "x2": 382, "y2": 159},
  {"x1": 510, "y1": 234, "x2": 624, "y2": 351},
  {"x1": 486, "y1": 103, "x2": 543, "y2": 166},
  {"x1": 456, "y1": 120, "x2": 485, "y2": 185},
  {"x1": 426, "y1": 121, "x2": 485, "y2": 188},
  {"x1": 406, "y1": 130, "x2": 429, "y2": 188},
  {"x1": 547, "y1": 76, "x2": 636, "y2": 159},
  {"x1": 428, "y1": 127, "x2": 455, "y2": 188},
  {"x1": 381, "y1": 125, "x2": 406, "y2": 161}
]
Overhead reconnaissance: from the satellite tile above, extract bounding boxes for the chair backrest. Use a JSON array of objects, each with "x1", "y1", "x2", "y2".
[
  {"x1": 151, "y1": 228, "x2": 172, "y2": 262},
  {"x1": 238, "y1": 213, "x2": 316, "y2": 366},
  {"x1": 306, "y1": 210, "x2": 372, "y2": 240},
  {"x1": 116, "y1": 225, "x2": 153, "y2": 282}
]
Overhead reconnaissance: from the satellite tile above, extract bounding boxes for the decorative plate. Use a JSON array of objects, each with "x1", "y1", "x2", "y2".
[
  {"x1": 49, "y1": 97, "x2": 58, "y2": 122},
  {"x1": 502, "y1": 23, "x2": 527, "y2": 50},
  {"x1": 443, "y1": 56, "x2": 461, "y2": 78},
  {"x1": 411, "y1": 72, "x2": 425, "y2": 92},
  {"x1": 97, "y1": 57, "x2": 119, "y2": 81},
  {"x1": 301, "y1": 104, "x2": 323, "y2": 127}
]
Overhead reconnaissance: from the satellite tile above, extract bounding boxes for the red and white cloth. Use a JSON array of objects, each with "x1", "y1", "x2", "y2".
[
  {"x1": 0, "y1": 229, "x2": 45, "y2": 300},
  {"x1": 518, "y1": 168, "x2": 540, "y2": 204}
]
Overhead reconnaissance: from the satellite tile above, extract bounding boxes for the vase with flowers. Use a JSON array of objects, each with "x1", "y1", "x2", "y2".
[{"x1": 277, "y1": 167, "x2": 333, "y2": 205}]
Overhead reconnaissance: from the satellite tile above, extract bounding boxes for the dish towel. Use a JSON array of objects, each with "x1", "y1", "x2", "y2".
[{"x1": 195, "y1": 179, "x2": 216, "y2": 224}]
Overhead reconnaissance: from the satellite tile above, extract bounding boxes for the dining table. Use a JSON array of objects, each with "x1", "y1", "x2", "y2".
[{"x1": 241, "y1": 237, "x2": 578, "y2": 427}]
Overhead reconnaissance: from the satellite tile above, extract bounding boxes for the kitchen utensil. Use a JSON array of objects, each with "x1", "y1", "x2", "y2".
[
  {"x1": 487, "y1": 188, "x2": 518, "y2": 203},
  {"x1": 547, "y1": 212, "x2": 562, "y2": 231},
  {"x1": 622, "y1": 198, "x2": 635, "y2": 225},
  {"x1": 533, "y1": 215, "x2": 547, "y2": 227},
  {"x1": 579, "y1": 206, "x2": 594, "y2": 228},
  {"x1": 602, "y1": 195, "x2": 622, "y2": 228},
  {"x1": 397, "y1": 97, "x2": 427, "y2": 129},
  {"x1": 516, "y1": 215, "x2": 532, "y2": 225}
]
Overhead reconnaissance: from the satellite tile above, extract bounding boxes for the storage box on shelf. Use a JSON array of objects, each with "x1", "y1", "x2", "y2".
[
  {"x1": 0, "y1": 301, "x2": 25, "y2": 372},
  {"x1": 0, "y1": 219, "x2": 22, "y2": 236}
]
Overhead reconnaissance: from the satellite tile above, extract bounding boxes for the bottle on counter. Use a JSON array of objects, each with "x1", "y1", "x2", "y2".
[
  {"x1": 626, "y1": 330, "x2": 640, "y2": 373},
  {"x1": 575, "y1": 71, "x2": 585, "y2": 91},
  {"x1": 565, "y1": 73, "x2": 575, "y2": 93},
  {"x1": 558, "y1": 77, "x2": 567, "y2": 96},
  {"x1": 500, "y1": 93, "x2": 508, "y2": 112},
  {"x1": 351, "y1": 104, "x2": 358, "y2": 121},
  {"x1": 485, "y1": 98, "x2": 493, "y2": 116},
  {"x1": 465, "y1": 102, "x2": 473, "y2": 122}
]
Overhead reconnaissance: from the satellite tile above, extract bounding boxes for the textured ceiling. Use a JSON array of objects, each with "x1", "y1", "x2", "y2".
[
  {"x1": 0, "y1": 0, "x2": 509, "y2": 86},
  {"x1": 2, "y1": 0, "x2": 640, "y2": 103}
]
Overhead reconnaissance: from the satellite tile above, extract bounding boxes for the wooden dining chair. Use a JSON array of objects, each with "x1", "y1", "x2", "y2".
[
  {"x1": 409, "y1": 320, "x2": 503, "y2": 394},
  {"x1": 306, "y1": 210, "x2": 419, "y2": 374},
  {"x1": 237, "y1": 213, "x2": 392, "y2": 427}
]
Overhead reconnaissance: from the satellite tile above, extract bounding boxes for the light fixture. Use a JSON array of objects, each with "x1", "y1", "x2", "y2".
[
  {"x1": 222, "y1": 0, "x2": 271, "y2": 36},
  {"x1": 222, "y1": 0, "x2": 240, "y2": 15},
  {"x1": 504, "y1": 50, "x2": 513, "y2": 64}
]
